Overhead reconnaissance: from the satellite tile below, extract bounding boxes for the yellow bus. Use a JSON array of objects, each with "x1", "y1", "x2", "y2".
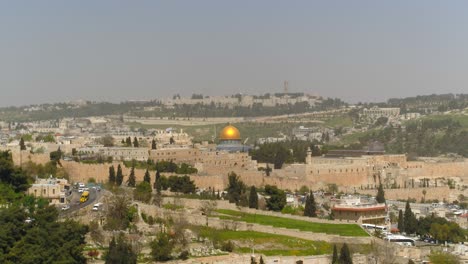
[{"x1": 80, "y1": 191, "x2": 89, "y2": 203}]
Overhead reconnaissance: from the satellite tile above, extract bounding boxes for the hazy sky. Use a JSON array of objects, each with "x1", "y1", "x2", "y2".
[{"x1": 1, "y1": 1, "x2": 467, "y2": 107}]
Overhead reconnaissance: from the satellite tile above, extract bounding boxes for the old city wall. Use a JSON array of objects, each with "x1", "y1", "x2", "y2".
[
  {"x1": 62, "y1": 161, "x2": 150, "y2": 184},
  {"x1": 8, "y1": 150, "x2": 51, "y2": 166},
  {"x1": 359, "y1": 186, "x2": 454, "y2": 202},
  {"x1": 406, "y1": 161, "x2": 468, "y2": 180}
]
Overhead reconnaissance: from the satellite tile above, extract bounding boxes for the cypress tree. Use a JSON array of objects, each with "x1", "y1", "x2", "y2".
[
  {"x1": 125, "y1": 137, "x2": 132, "y2": 147},
  {"x1": 376, "y1": 183, "x2": 386, "y2": 203},
  {"x1": 151, "y1": 139, "x2": 157, "y2": 150},
  {"x1": 304, "y1": 191, "x2": 317, "y2": 217},
  {"x1": 397, "y1": 209, "x2": 404, "y2": 233},
  {"x1": 133, "y1": 137, "x2": 139, "y2": 148},
  {"x1": 332, "y1": 244, "x2": 338, "y2": 264},
  {"x1": 105, "y1": 237, "x2": 117, "y2": 264},
  {"x1": 339, "y1": 243, "x2": 352, "y2": 264},
  {"x1": 109, "y1": 165, "x2": 116, "y2": 184},
  {"x1": 259, "y1": 256, "x2": 265, "y2": 264},
  {"x1": 127, "y1": 165, "x2": 136, "y2": 187},
  {"x1": 144, "y1": 169, "x2": 151, "y2": 183},
  {"x1": 19, "y1": 138, "x2": 26, "y2": 150},
  {"x1": 249, "y1": 186, "x2": 258, "y2": 209},
  {"x1": 116, "y1": 164, "x2": 123, "y2": 186},
  {"x1": 154, "y1": 170, "x2": 161, "y2": 194},
  {"x1": 404, "y1": 200, "x2": 416, "y2": 234}
]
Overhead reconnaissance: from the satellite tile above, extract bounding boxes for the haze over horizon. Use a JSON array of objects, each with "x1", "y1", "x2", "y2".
[{"x1": 2, "y1": 1, "x2": 468, "y2": 107}]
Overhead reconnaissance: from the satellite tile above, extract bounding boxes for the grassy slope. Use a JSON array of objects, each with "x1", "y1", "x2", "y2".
[
  {"x1": 215, "y1": 230, "x2": 332, "y2": 256},
  {"x1": 216, "y1": 209, "x2": 369, "y2": 237}
]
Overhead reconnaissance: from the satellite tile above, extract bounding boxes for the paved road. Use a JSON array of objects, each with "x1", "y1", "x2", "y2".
[{"x1": 60, "y1": 188, "x2": 101, "y2": 215}]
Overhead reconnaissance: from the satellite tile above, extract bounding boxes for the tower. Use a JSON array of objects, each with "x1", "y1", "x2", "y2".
[
  {"x1": 306, "y1": 147, "x2": 312, "y2": 165},
  {"x1": 283, "y1": 80, "x2": 289, "y2": 94}
]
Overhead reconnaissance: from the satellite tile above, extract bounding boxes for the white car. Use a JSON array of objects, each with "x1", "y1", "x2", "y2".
[
  {"x1": 25, "y1": 217, "x2": 34, "y2": 223},
  {"x1": 78, "y1": 183, "x2": 85, "y2": 188},
  {"x1": 61, "y1": 205, "x2": 70, "y2": 211},
  {"x1": 78, "y1": 188, "x2": 84, "y2": 193},
  {"x1": 92, "y1": 203, "x2": 102, "y2": 211}
]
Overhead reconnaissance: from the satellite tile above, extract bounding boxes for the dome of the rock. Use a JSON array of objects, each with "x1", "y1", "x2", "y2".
[{"x1": 219, "y1": 125, "x2": 241, "y2": 141}]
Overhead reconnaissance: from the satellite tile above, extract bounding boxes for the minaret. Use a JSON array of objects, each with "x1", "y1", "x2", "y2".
[{"x1": 306, "y1": 147, "x2": 312, "y2": 165}]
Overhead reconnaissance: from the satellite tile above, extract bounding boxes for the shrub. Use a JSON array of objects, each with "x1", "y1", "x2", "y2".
[{"x1": 221, "y1": 240, "x2": 235, "y2": 252}]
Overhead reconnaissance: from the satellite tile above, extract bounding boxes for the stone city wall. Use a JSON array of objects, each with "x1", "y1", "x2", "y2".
[
  {"x1": 406, "y1": 161, "x2": 468, "y2": 180},
  {"x1": 359, "y1": 186, "x2": 455, "y2": 202}
]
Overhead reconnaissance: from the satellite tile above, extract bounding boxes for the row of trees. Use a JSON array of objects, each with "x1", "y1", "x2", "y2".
[
  {"x1": 226, "y1": 172, "x2": 318, "y2": 216},
  {"x1": 121, "y1": 137, "x2": 140, "y2": 147},
  {"x1": 331, "y1": 243, "x2": 353, "y2": 264},
  {"x1": 122, "y1": 159, "x2": 197, "y2": 174},
  {"x1": 397, "y1": 200, "x2": 466, "y2": 242},
  {"x1": 250, "y1": 140, "x2": 323, "y2": 169}
]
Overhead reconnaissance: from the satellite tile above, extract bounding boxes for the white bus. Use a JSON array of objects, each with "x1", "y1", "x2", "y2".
[
  {"x1": 385, "y1": 235, "x2": 415, "y2": 246},
  {"x1": 362, "y1": 224, "x2": 388, "y2": 231}
]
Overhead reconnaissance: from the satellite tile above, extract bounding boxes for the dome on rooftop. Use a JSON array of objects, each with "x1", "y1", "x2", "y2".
[{"x1": 219, "y1": 125, "x2": 241, "y2": 140}]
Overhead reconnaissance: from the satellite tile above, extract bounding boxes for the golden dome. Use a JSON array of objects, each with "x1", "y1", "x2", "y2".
[{"x1": 219, "y1": 125, "x2": 241, "y2": 140}]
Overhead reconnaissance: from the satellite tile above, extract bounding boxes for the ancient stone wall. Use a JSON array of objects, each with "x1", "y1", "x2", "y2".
[{"x1": 359, "y1": 186, "x2": 455, "y2": 202}]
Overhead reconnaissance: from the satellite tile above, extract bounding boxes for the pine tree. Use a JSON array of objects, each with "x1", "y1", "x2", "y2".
[
  {"x1": 154, "y1": 170, "x2": 161, "y2": 194},
  {"x1": 125, "y1": 137, "x2": 132, "y2": 147},
  {"x1": 259, "y1": 256, "x2": 265, "y2": 264},
  {"x1": 304, "y1": 191, "x2": 317, "y2": 217},
  {"x1": 151, "y1": 139, "x2": 157, "y2": 150},
  {"x1": 144, "y1": 169, "x2": 151, "y2": 183},
  {"x1": 404, "y1": 200, "x2": 416, "y2": 234},
  {"x1": 332, "y1": 244, "x2": 338, "y2": 264},
  {"x1": 105, "y1": 237, "x2": 117, "y2": 264},
  {"x1": 249, "y1": 186, "x2": 258, "y2": 209},
  {"x1": 265, "y1": 164, "x2": 271, "y2": 176},
  {"x1": 116, "y1": 164, "x2": 123, "y2": 186},
  {"x1": 398, "y1": 209, "x2": 404, "y2": 233},
  {"x1": 121, "y1": 139, "x2": 125, "y2": 144},
  {"x1": 339, "y1": 243, "x2": 352, "y2": 264},
  {"x1": 133, "y1": 137, "x2": 139, "y2": 148},
  {"x1": 19, "y1": 138, "x2": 26, "y2": 150},
  {"x1": 376, "y1": 183, "x2": 386, "y2": 203},
  {"x1": 109, "y1": 165, "x2": 116, "y2": 184},
  {"x1": 127, "y1": 165, "x2": 136, "y2": 187}
]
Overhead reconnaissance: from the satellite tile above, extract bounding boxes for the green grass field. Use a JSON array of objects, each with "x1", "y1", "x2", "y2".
[
  {"x1": 215, "y1": 209, "x2": 369, "y2": 237},
  {"x1": 197, "y1": 227, "x2": 332, "y2": 256},
  {"x1": 323, "y1": 116, "x2": 354, "y2": 128}
]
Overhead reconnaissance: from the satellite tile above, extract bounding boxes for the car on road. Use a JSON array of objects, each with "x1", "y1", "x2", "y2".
[
  {"x1": 78, "y1": 188, "x2": 84, "y2": 193},
  {"x1": 92, "y1": 203, "x2": 102, "y2": 211},
  {"x1": 78, "y1": 183, "x2": 85, "y2": 188},
  {"x1": 61, "y1": 205, "x2": 70, "y2": 211}
]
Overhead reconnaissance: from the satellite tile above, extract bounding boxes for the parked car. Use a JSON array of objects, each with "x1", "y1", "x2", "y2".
[{"x1": 61, "y1": 205, "x2": 70, "y2": 211}]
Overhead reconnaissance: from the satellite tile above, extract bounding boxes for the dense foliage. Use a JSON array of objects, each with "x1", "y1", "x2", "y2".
[
  {"x1": 226, "y1": 172, "x2": 247, "y2": 205},
  {"x1": 250, "y1": 140, "x2": 323, "y2": 169},
  {"x1": 123, "y1": 159, "x2": 197, "y2": 174},
  {"x1": 304, "y1": 191, "x2": 317, "y2": 217},
  {"x1": 0, "y1": 151, "x2": 88, "y2": 263},
  {"x1": 265, "y1": 185, "x2": 287, "y2": 211},
  {"x1": 105, "y1": 234, "x2": 137, "y2": 264},
  {"x1": 357, "y1": 117, "x2": 468, "y2": 157}
]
